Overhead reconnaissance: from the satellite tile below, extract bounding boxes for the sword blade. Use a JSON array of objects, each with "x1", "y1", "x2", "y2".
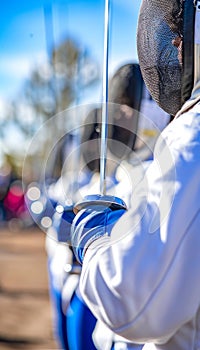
[{"x1": 100, "y1": 0, "x2": 110, "y2": 195}]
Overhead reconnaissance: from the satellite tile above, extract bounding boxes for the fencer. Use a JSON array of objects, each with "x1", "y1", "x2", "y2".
[{"x1": 70, "y1": 1, "x2": 200, "y2": 349}]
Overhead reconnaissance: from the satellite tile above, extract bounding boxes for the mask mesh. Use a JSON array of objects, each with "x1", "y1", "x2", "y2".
[{"x1": 137, "y1": 0, "x2": 185, "y2": 116}]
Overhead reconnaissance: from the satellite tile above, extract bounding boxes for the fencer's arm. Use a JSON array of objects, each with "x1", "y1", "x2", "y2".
[{"x1": 78, "y1": 113, "x2": 200, "y2": 344}]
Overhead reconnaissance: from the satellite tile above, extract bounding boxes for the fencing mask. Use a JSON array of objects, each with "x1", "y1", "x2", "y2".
[
  {"x1": 81, "y1": 64, "x2": 144, "y2": 177},
  {"x1": 108, "y1": 63, "x2": 143, "y2": 157},
  {"x1": 137, "y1": 0, "x2": 197, "y2": 116}
]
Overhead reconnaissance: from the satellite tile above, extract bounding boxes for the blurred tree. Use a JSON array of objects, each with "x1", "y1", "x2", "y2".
[
  {"x1": 0, "y1": 36, "x2": 100, "y2": 184},
  {"x1": 23, "y1": 38, "x2": 99, "y2": 125},
  {"x1": 15, "y1": 37, "x2": 100, "y2": 182}
]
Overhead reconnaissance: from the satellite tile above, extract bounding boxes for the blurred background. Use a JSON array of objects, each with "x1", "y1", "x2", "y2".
[{"x1": 0, "y1": 0, "x2": 141, "y2": 349}]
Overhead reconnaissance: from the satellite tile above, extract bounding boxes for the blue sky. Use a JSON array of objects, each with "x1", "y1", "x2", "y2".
[{"x1": 0, "y1": 0, "x2": 141, "y2": 104}]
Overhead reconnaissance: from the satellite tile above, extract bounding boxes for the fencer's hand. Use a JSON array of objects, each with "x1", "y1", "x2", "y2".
[{"x1": 71, "y1": 205, "x2": 126, "y2": 264}]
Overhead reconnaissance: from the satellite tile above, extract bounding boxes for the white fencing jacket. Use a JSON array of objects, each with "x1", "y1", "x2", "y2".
[{"x1": 79, "y1": 101, "x2": 200, "y2": 350}]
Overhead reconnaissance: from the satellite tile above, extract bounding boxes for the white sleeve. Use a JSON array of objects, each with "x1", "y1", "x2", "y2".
[{"x1": 79, "y1": 111, "x2": 200, "y2": 344}]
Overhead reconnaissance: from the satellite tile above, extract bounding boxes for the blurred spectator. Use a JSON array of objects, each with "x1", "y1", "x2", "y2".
[{"x1": 0, "y1": 162, "x2": 12, "y2": 223}]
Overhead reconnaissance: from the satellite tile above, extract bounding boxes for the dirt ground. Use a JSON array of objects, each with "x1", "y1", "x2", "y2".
[{"x1": 0, "y1": 225, "x2": 58, "y2": 350}]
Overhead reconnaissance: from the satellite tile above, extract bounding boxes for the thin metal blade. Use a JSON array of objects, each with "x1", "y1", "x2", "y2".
[{"x1": 100, "y1": 0, "x2": 110, "y2": 195}]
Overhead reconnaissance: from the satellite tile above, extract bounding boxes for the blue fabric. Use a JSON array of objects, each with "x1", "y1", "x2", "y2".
[
  {"x1": 56, "y1": 206, "x2": 75, "y2": 242},
  {"x1": 66, "y1": 291, "x2": 97, "y2": 350},
  {"x1": 48, "y1": 255, "x2": 98, "y2": 350},
  {"x1": 47, "y1": 259, "x2": 69, "y2": 350},
  {"x1": 71, "y1": 204, "x2": 126, "y2": 264}
]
